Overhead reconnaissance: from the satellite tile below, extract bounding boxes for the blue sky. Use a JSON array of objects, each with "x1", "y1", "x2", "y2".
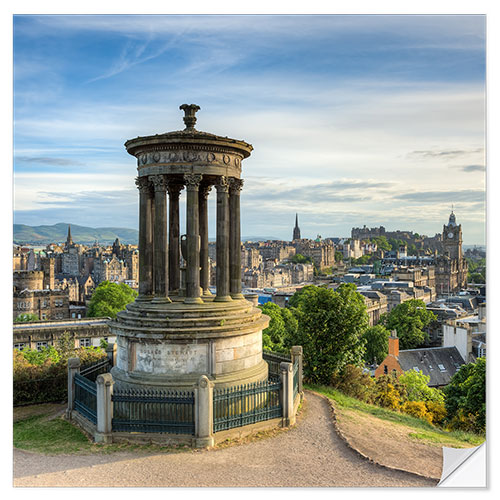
[{"x1": 13, "y1": 14, "x2": 486, "y2": 244}]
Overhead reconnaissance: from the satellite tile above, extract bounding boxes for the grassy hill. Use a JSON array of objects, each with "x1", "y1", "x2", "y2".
[
  {"x1": 307, "y1": 384, "x2": 484, "y2": 480},
  {"x1": 14, "y1": 223, "x2": 139, "y2": 245}
]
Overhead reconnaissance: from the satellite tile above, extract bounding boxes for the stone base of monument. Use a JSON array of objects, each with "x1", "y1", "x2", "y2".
[{"x1": 109, "y1": 297, "x2": 270, "y2": 391}]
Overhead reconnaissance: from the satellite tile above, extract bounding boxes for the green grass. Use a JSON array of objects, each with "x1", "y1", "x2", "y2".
[
  {"x1": 13, "y1": 413, "x2": 192, "y2": 455},
  {"x1": 306, "y1": 384, "x2": 484, "y2": 447}
]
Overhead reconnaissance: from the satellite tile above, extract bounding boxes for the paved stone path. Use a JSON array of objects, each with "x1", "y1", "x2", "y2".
[{"x1": 14, "y1": 391, "x2": 438, "y2": 487}]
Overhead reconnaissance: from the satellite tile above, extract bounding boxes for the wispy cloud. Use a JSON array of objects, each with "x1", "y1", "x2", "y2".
[
  {"x1": 407, "y1": 148, "x2": 484, "y2": 160},
  {"x1": 16, "y1": 156, "x2": 86, "y2": 167},
  {"x1": 460, "y1": 164, "x2": 485, "y2": 173},
  {"x1": 394, "y1": 189, "x2": 485, "y2": 203}
]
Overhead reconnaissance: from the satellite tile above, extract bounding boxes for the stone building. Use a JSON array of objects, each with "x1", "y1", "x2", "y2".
[
  {"x1": 293, "y1": 239, "x2": 335, "y2": 269},
  {"x1": 13, "y1": 317, "x2": 113, "y2": 351},
  {"x1": 359, "y1": 290, "x2": 388, "y2": 326},
  {"x1": 61, "y1": 226, "x2": 84, "y2": 277},
  {"x1": 13, "y1": 268, "x2": 70, "y2": 321},
  {"x1": 435, "y1": 211, "x2": 468, "y2": 295}
]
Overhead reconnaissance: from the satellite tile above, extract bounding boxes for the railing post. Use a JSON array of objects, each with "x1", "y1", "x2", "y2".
[
  {"x1": 95, "y1": 373, "x2": 114, "y2": 443},
  {"x1": 195, "y1": 375, "x2": 214, "y2": 448},
  {"x1": 291, "y1": 345, "x2": 303, "y2": 396},
  {"x1": 280, "y1": 361, "x2": 295, "y2": 426},
  {"x1": 66, "y1": 357, "x2": 81, "y2": 419},
  {"x1": 105, "y1": 342, "x2": 117, "y2": 367}
]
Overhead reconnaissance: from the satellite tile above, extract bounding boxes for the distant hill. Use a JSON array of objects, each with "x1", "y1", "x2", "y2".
[{"x1": 13, "y1": 223, "x2": 139, "y2": 245}]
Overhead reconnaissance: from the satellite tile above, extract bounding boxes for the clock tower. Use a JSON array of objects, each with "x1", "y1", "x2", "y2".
[
  {"x1": 442, "y1": 210, "x2": 462, "y2": 261},
  {"x1": 435, "y1": 209, "x2": 468, "y2": 296}
]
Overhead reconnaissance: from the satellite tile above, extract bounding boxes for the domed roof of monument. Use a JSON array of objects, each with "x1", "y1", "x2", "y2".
[{"x1": 124, "y1": 104, "x2": 253, "y2": 158}]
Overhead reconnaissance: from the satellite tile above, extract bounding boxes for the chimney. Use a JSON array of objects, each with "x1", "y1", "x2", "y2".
[{"x1": 388, "y1": 329, "x2": 399, "y2": 357}]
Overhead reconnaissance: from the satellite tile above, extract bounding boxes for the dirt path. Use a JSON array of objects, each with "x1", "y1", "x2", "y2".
[{"x1": 14, "y1": 391, "x2": 437, "y2": 487}]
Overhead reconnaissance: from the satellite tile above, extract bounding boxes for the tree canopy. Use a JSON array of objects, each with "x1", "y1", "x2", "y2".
[
  {"x1": 259, "y1": 302, "x2": 297, "y2": 354},
  {"x1": 444, "y1": 357, "x2": 486, "y2": 434},
  {"x1": 288, "y1": 284, "x2": 369, "y2": 384},
  {"x1": 87, "y1": 281, "x2": 138, "y2": 318},
  {"x1": 289, "y1": 253, "x2": 313, "y2": 264},
  {"x1": 379, "y1": 299, "x2": 436, "y2": 349},
  {"x1": 361, "y1": 324, "x2": 390, "y2": 365}
]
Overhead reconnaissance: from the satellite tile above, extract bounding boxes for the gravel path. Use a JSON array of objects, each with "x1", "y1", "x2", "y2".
[{"x1": 14, "y1": 391, "x2": 438, "y2": 487}]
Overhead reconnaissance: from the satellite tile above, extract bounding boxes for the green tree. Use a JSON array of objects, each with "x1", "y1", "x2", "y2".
[
  {"x1": 444, "y1": 358, "x2": 486, "y2": 434},
  {"x1": 259, "y1": 302, "x2": 298, "y2": 353},
  {"x1": 290, "y1": 253, "x2": 313, "y2": 264},
  {"x1": 373, "y1": 236, "x2": 391, "y2": 252},
  {"x1": 289, "y1": 284, "x2": 369, "y2": 384},
  {"x1": 351, "y1": 255, "x2": 371, "y2": 265},
  {"x1": 362, "y1": 324, "x2": 390, "y2": 365},
  {"x1": 14, "y1": 313, "x2": 39, "y2": 323},
  {"x1": 335, "y1": 250, "x2": 344, "y2": 262},
  {"x1": 87, "y1": 281, "x2": 138, "y2": 318},
  {"x1": 399, "y1": 369, "x2": 444, "y2": 404},
  {"x1": 380, "y1": 299, "x2": 436, "y2": 349}
]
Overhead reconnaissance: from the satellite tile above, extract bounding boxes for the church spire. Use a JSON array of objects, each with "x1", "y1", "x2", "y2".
[
  {"x1": 66, "y1": 224, "x2": 73, "y2": 247},
  {"x1": 293, "y1": 213, "x2": 301, "y2": 240}
]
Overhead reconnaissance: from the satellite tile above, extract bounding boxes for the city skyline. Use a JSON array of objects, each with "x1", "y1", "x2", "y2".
[{"x1": 13, "y1": 15, "x2": 486, "y2": 245}]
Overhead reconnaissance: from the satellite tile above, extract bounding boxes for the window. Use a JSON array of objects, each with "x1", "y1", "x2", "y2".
[
  {"x1": 14, "y1": 343, "x2": 26, "y2": 351},
  {"x1": 384, "y1": 365, "x2": 388, "y2": 375},
  {"x1": 413, "y1": 367, "x2": 420, "y2": 372},
  {"x1": 438, "y1": 364, "x2": 447, "y2": 372},
  {"x1": 80, "y1": 338, "x2": 91, "y2": 347},
  {"x1": 36, "y1": 341, "x2": 48, "y2": 351}
]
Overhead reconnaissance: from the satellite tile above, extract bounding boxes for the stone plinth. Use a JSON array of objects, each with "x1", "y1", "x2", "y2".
[{"x1": 110, "y1": 297, "x2": 269, "y2": 390}]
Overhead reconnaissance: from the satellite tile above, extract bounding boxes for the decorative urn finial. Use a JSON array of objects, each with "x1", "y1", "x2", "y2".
[{"x1": 179, "y1": 103, "x2": 201, "y2": 131}]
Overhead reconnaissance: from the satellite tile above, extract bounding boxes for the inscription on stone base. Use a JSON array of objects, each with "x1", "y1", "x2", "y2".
[{"x1": 135, "y1": 343, "x2": 209, "y2": 375}]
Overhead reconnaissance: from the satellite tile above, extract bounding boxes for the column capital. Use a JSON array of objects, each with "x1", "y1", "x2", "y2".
[
  {"x1": 215, "y1": 175, "x2": 229, "y2": 193},
  {"x1": 199, "y1": 184, "x2": 212, "y2": 200},
  {"x1": 229, "y1": 177, "x2": 244, "y2": 194},
  {"x1": 135, "y1": 176, "x2": 152, "y2": 194},
  {"x1": 184, "y1": 173, "x2": 203, "y2": 190},
  {"x1": 167, "y1": 182, "x2": 184, "y2": 199},
  {"x1": 150, "y1": 174, "x2": 168, "y2": 192}
]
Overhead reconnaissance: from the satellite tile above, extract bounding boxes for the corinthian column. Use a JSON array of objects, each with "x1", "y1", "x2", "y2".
[
  {"x1": 184, "y1": 173, "x2": 204, "y2": 304},
  {"x1": 168, "y1": 183, "x2": 184, "y2": 294},
  {"x1": 151, "y1": 174, "x2": 171, "y2": 303},
  {"x1": 229, "y1": 178, "x2": 244, "y2": 299},
  {"x1": 215, "y1": 176, "x2": 232, "y2": 302},
  {"x1": 199, "y1": 184, "x2": 212, "y2": 295},
  {"x1": 135, "y1": 176, "x2": 153, "y2": 300}
]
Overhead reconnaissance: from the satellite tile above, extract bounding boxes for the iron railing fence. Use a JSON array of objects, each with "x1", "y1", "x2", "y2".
[
  {"x1": 111, "y1": 388, "x2": 195, "y2": 435},
  {"x1": 293, "y1": 357, "x2": 299, "y2": 401},
  {"x1": 213, "y1": 378, "x2": 282, "y2": 433},
  {"x1": 80, "y1": 358, "x2": 111, "y2": 382},
  {"x1": 263, "y1": 350, "x2": 291, "y2": 380},
  {"x1": 74, "y1": 373, "x2": 97, "y2": 424}
]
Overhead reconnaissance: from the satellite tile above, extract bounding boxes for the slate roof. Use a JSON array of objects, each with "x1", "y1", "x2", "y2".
[{"x1": 398, "y1": 346, "x2": 465, "y2": 387}]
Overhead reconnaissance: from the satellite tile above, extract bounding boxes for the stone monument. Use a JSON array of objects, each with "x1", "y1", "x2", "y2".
[{"x1": 110, "y1": 104, "x2": 269, "y2": 391}]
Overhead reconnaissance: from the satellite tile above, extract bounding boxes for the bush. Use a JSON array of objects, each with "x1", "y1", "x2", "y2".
[
  {"x1": 13, "y1": 345, "x2": 107, "y2": 406},
  {"x1": 401, "y1": 401, "x2": 432, "y2": 424},
  {"x1": 425, "y1": 401, "x2": 447, "y2": 426},
  {"x1": 373, "y1": 373, "x2": 407, "y2": 411},
  {"x1": 331, "y1": 364, "x2": 375, "y2": 403}
]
